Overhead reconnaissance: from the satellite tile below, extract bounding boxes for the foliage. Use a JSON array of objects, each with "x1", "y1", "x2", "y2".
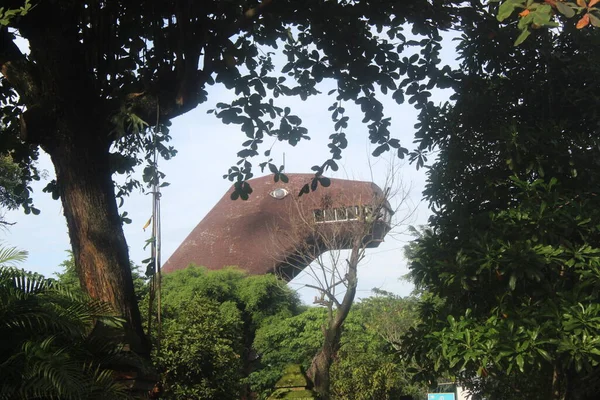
[
  {"x1": 250, "y1": 307, "x2": 326, "y2": 396},
  {"x1": 0, "y1": 242, "x2": 27, "y2": 265},
  {"x1": 0, "y1": 248, "x2": 136, "y2": 399},
  {"x1": 494, "y1": 0, "x2": 600, "y2": 45},
  {"x1": 154, "y1": 298, "x2": 244, "y2": 399},
  {"x1": 330, "y1": 295, "x2": 427, "y2": 400},
  {"x1": 404, "y1": 13, "x2": 600, "y2": 400},
  {"x1": 268, "y1": 364, "x2": 315, "y2": 399},
  {"x1": 0, "y1": 0, "x2": 32, "y2": 27},
  {"x1": 0, "y1": 0, "x2": 462, "y2": 213},
  {"x1": 250, "y1": 294, "x2": 427, "y2": 400},
  {"x1": 158, "y1": 265, "x2": 299, "y2": 324},
  {"x1": 0, "y1": 155, "x2": 22, "y2": 213},
  {"x1": 149, "y1": 266, "x2": 300, "y2": 399}
]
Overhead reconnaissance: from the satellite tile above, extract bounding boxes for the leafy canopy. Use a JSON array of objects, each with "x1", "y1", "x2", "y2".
[
  {"x1": 147, "y1": 266, "x2": 299, "y2": 399},
  {"x1": 251, "y1": 293, "x2": 426, "y2": 400},
  {"x1": 0, "y1": 0, "x2": 463, "y2": 210},
  {"x1": 403, "y1": 11, "x2": 600, "y2": 400}
]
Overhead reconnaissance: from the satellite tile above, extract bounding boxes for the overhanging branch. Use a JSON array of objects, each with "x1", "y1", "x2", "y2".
[
  {"x1": 123, "y1": 0, "x2": 275, "y2": 129},
  {"x1": 0, "y1": 29, "x2": 41, "y2": 104},
  {"x1": 223, "y1": 0, "x2": 274, "y2": 38}
]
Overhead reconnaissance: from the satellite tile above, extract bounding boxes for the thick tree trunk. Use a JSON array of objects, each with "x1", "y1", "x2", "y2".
[
  {"x1": 307, "y1": 324, "x2": 339, "y2": 399},
  {"x1": 48, "y1": 132, "x2": 149, "y2": 355}
]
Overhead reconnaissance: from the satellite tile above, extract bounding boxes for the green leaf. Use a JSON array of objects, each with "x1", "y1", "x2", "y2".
[
  {"x1": 509, "y1": 274, "x2": 517, "y2": 290},
  {"x1": 516, "y1": 354, "x2": 525, "y2": 372},
  {"x1": 537, "y1": 348, "x2": 552, "y2": 362},
  {"x1": 555, "y1": 1, "x2": 576, "y2": 18},
  {"x1": 498, "y1": 0, "x2": 526, "y2": 22},
  {"x1": 514, "y1": 28, "x2": 531, "y2": 46}
]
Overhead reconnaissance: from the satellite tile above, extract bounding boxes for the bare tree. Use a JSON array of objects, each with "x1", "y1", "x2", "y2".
[{"x1": 268, "y1": 172, "x2": 411, "y2": 398}]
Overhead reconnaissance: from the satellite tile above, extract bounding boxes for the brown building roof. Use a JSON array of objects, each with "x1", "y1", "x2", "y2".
[{"x1": 163, "y1": 173, "x2": 390, "y2": 280}]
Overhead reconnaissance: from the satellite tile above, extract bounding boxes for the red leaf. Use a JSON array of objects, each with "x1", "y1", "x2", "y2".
[
  {"x1": 519, "y1": 9, "x2": 531, "y2": 17},
  {"x1": 576, "y1": 13, "x2": 590, "y2": 28}
]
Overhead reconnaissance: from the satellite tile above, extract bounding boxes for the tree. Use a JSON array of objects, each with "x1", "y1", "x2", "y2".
[
  {"x1": 0, "y1": 0, "x2": 458, "y2": 350},
  {"x1": 250, "y1": 307, "x2": 325, "y2": 397},
  {"x1": 0, "y1": 153, "x2": 36, "y2": 226},
  {"x1": 155, "y1": 298, "x2": 245, "y2": 399},
  {"x1": 147, "y1": 266, "x2": 299, "y2": 399},
  {"x1": 403, "y1": 11, "x2": 600, "y2": 400},
  {"x1": 268, "y1": 178, "x2": 408, "y2": 398},
  {"x1": 250, "y1": 293, "x2": 427, "y2": 400},
  {"x1": 356, "y1": 288, "x2": 420, "y2": 352},
  {"x1": 329, "y1": 292, "x2": 427, "y2": 400},
  {"x1": 0, "y1": 245, "x2": 137, "y2": 399}
]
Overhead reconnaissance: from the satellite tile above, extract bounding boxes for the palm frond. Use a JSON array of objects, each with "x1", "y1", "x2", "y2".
[
  {"x1": 0, "y1": 266, "x2": 50, "y2": 294},
  {"x1": 0, "y1": 267, "x2": 134, "y2": 399},
  {"x1": 0, "y1": 244, "x2": 28, "y2": 267}
]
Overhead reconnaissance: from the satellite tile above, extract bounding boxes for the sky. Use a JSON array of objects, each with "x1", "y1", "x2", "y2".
[{"x1": 2, "y1": 32, "x2": 457, "y2": 304}]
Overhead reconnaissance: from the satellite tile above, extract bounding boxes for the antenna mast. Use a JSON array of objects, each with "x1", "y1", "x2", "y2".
[{"x1": 146, "y1": 104, "x2": 163, "y2": 351}]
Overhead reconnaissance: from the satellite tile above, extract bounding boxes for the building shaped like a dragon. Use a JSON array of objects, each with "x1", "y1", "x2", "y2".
[{"x1": 163, "y1": 174, "x2": 393, "y2": 281}]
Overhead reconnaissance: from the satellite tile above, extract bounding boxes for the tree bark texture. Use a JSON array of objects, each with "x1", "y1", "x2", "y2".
[
  {"x1": 47, "y1": 127, "x2": 149, "y2": 354},
  {"x1": 307, "y1": 323, "x2": 339, "y2": 399}
]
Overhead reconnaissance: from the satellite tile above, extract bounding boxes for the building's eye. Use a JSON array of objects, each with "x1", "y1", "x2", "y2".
[{"x1": 270, "y1": 188, "x2": 289, "y2": 199}]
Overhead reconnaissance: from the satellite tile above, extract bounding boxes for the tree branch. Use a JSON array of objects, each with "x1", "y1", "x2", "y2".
[
  {"x1": 124, "y1": 0, "x2": 275, "y2": 128},
  {"x1": 305, "y1": 283, "x2": 342, "y2": 309},
  {"x1": 0, "y1": 29, "x2": 41, "y2": 104}
]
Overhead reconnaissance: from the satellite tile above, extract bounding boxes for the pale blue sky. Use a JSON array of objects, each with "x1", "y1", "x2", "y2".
[{"x1": 2, "y1": 32, "x2": 458, "y2": 304}]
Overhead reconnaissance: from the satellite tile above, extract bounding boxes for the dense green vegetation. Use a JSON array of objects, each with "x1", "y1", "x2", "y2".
[
  {"x1": 0, "y1": 246, "x2": 137, "y2": 399},
  {"x1": 140, "y1": 266, "x2": 426, "y2": 399},
  {"x1": 403, "y1": 8, "x2": 600, "y2": 400},
  {"x1": 45, "y1": 260, "x2": 427, "y2": 399},
  {"x1": 251, "y1": 292, "x2": 427, "y2": 400},
  {"x1": 148, "y1": 266, "x2": 299, "y2": 399}
]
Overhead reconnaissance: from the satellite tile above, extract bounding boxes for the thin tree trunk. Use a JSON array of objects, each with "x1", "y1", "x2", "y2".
[
  {"x1": 551, "y1": 363, "x2": 567, "y2": 400},
  {"x1": 48, "y1": 134, "x2": 149, "y2": 355},
  {"x1": 307, "y1": 241, "x2": 362, "y2": 398}
]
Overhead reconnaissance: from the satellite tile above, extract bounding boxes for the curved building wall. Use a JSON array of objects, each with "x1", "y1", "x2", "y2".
[{"x1": 163, "y1": 173, "x2": 391, "y2": 280}]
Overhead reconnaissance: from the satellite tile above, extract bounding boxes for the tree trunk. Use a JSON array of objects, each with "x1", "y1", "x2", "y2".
[
  {"x1": 306, "y1": 241, "x2": 362, "y2": 399},
  {"x1": 551, "y1": 363, "x2": 568, "y2": 400},
  {"x1": 307, "y1": 324, "x2": 339, "y2": 399},
  {"x1": 48, "y1": 132, "x2": 149, "y2": 355}
]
